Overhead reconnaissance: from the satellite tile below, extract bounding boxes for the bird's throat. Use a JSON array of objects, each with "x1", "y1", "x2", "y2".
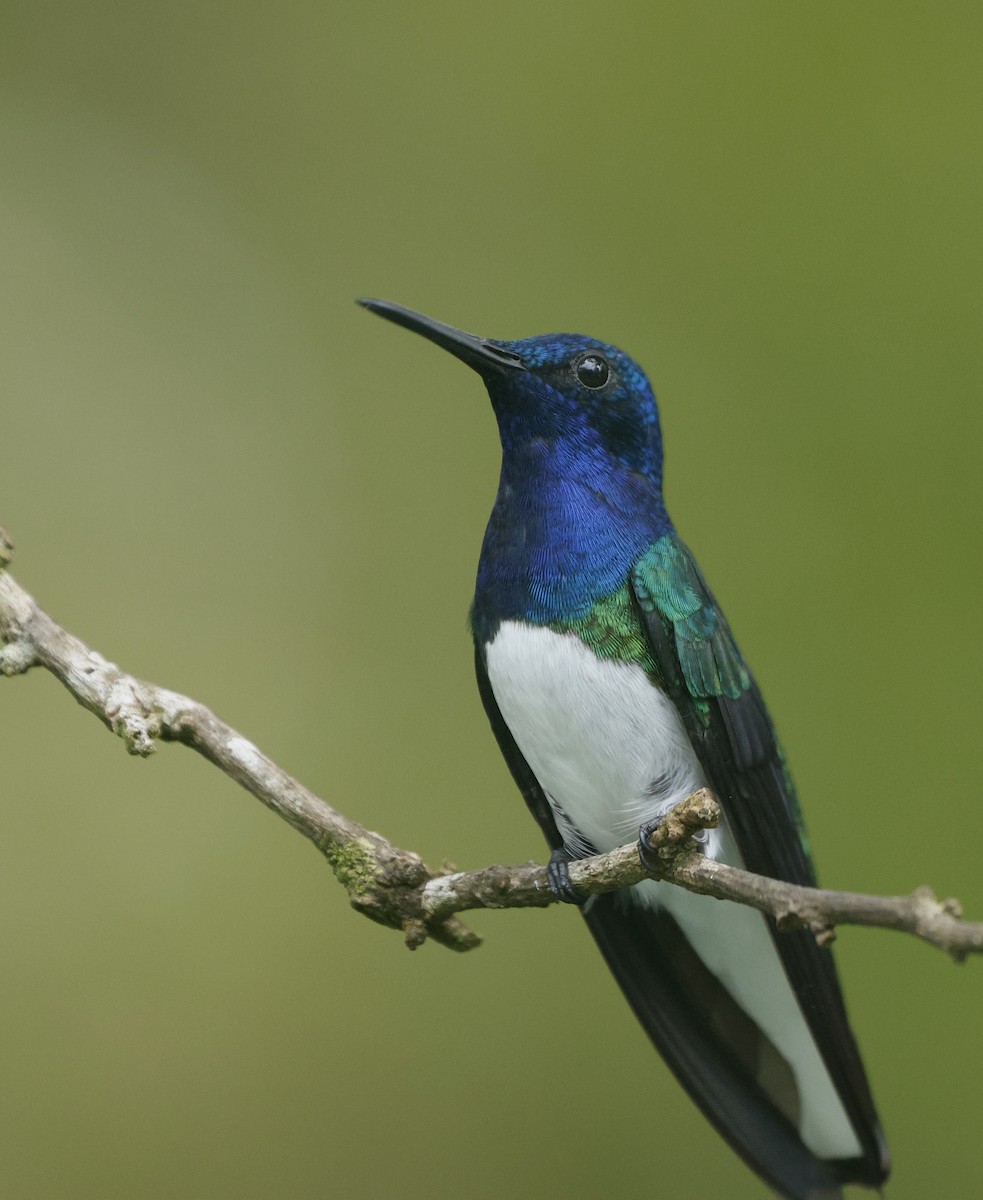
[{"x1": 471, "y1": 445, "x2": 670, "y2": 642}]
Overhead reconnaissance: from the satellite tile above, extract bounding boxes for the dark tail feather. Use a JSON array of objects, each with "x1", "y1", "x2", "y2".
[{"x1": 583, "y1": 892, "x2": 875, "y2": 1200}]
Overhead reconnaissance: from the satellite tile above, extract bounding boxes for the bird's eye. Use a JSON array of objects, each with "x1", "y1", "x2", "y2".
[{"x1": 575, "y1": 353, "x2": 610, "y2": 389}]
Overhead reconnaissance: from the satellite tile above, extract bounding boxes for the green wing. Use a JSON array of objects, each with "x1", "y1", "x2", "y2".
[{"x1": 631, "y1": 533, "x2": 814, "y2": 882}]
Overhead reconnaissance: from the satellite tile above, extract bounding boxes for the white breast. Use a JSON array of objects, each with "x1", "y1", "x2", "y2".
[{"x1": 484, "y1": 620, "x2": 861, "y2": 1160}]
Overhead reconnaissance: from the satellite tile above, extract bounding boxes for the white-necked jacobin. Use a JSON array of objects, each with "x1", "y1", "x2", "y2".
[{"x1": 359, "y1": 299, "x2": 889, "y2": 1200}]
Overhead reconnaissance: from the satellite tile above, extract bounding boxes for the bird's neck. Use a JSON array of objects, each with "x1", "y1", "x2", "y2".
[{"x1": 471, "y1": 439, "x2": 671, "y2": 643}]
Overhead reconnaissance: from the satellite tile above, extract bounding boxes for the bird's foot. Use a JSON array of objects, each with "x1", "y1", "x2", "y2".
[
  {"x1": 547, "y1": 847, "x2": 585, "y2": 906},
  {"x1": 637, "y1": 817, "x2": 663, "y2": 874}
]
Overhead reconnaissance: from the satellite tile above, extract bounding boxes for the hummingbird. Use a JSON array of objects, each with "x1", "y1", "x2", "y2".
[{"x1": 359, "y1": 299, "x2": 889, "y2": 1200}]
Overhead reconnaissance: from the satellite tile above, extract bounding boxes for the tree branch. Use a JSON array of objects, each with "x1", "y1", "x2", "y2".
[{"x1": 2, "y1": 527, "x2": 980, "y2": 962}]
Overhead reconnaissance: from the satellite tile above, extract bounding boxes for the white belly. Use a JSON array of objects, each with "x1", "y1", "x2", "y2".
[{"x1": 484, "y1": 620, "x2": 861, "y2": 1160}]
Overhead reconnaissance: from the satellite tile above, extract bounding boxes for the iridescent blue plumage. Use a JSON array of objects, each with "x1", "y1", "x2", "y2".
[
  {"x1": 359, "y1": 299, "x2": 888, "y2": 1200},
  {"x1": 471, "y1": 334, "x2": 671, "y2": 640}
]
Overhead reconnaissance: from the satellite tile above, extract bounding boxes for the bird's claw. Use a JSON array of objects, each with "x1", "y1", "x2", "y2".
[
  {"x1": 547, "y1": 847, "x2": 586, "y2": 905},
  {"x1": 637, "y1": 817, "x2": 663, "y2": 873}
]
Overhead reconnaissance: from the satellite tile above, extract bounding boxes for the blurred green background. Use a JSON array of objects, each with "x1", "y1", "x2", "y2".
[{"x1": 1, "y1": 4, "x2": 980, "y2": 1198}]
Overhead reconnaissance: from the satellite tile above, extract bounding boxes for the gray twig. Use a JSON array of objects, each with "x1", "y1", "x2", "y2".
[{"x1": 2, "y1": 527, "x2": 980, "y2": 962}]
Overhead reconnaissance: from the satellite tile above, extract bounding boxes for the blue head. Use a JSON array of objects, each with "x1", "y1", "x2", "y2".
[
  {"x1": 486, "y1": 331, "x2": 665, "y2": 495},
  {"x1": 359, "y1": 300, "x2": 665, "y2": 490},
  {"x1": 359, "y1": 300, "x2": 673, "y2": 634}
]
